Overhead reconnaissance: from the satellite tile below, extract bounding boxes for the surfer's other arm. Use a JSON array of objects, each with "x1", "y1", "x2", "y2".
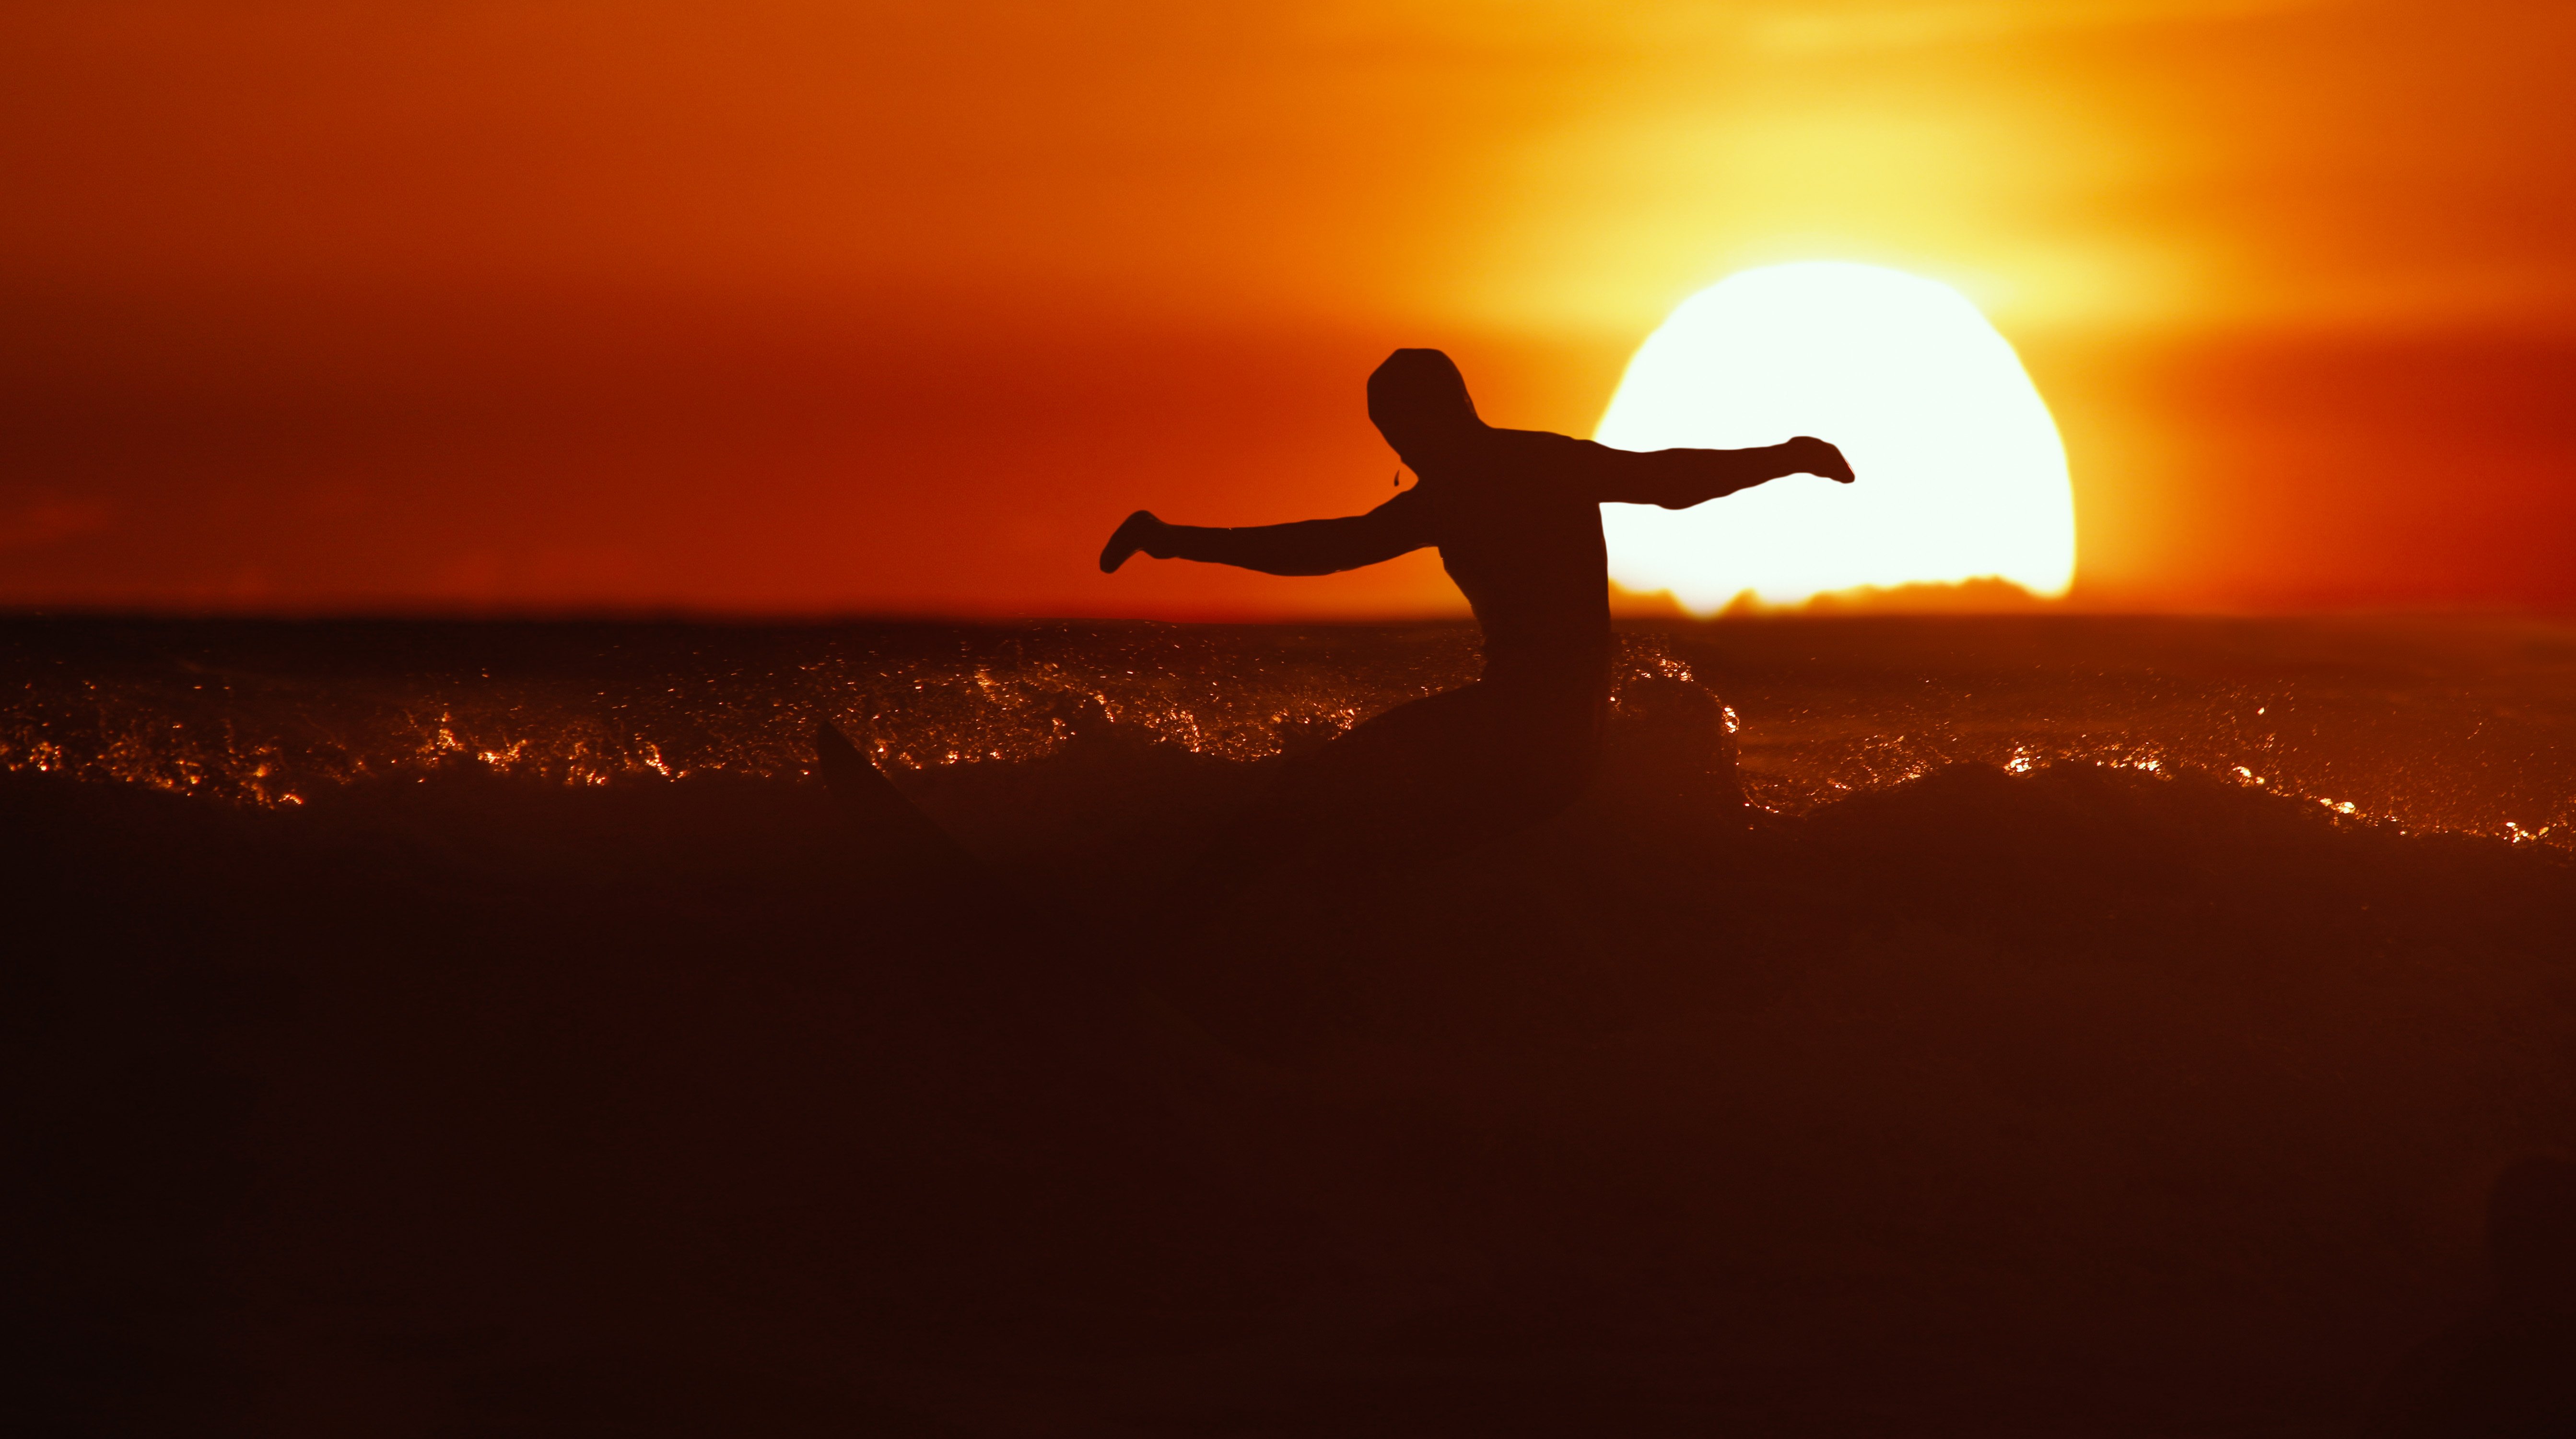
[
  {"x1": 1582, "y1": 435, "x2": 1853, "y2": 509},
  {"x1": 1100, "y1": 493, "x2": 1433, "y2": 576}
]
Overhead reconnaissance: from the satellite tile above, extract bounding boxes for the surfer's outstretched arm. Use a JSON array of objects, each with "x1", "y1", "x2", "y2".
[
  {"x1": 1101, "y1": 492, "x2": 1432, "y2": 576},
  {"x1": 1582, "y1": 435, "x2": 1853, "y2": 509}
]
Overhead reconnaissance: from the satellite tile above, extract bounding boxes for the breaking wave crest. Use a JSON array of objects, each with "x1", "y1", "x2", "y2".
[{"x1": 3, "y1": 615, "x2": 2572, "y2": 846}]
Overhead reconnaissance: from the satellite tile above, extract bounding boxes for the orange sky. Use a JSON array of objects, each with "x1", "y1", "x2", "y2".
[{"x1": 1, "y1": 0, "x2": 2570, "y2": 615}]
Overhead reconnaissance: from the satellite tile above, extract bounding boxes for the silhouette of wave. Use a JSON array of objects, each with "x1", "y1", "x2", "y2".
[
  {"x1": 6, "y1": 617, "x2": 2572, "y2": 1431},
  {"x1": 3, "y1": 614, "x2": 2572, "y2": 845}
]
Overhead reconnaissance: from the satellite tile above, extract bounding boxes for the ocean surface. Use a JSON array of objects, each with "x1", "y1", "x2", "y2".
[
  {"x1": 10, "y1": 612, "x2": 2576, "y2": 1435},
  {"x1": 8, "y1": 613, "x2": 2573, "y2": 845}
]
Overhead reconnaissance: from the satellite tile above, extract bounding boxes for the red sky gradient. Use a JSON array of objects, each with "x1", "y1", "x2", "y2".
[{"x1": 2, "y1": 1, "x2": 2571, "y2": 617}]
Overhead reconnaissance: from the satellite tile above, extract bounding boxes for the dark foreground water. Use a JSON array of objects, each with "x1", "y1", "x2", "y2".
[{"x1": 6, "y1": 615, "x2": 2574, "y2": 1436}]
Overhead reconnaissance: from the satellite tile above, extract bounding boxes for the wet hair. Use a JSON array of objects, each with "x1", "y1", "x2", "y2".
[{"x1": 1367, "y1": 349, "x2": 1479, "y2": 437}]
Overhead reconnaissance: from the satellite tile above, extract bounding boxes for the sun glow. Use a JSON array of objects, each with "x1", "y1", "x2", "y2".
[{"x1": 1594, "y1": 262, "x2": 2076, "y2": 613}]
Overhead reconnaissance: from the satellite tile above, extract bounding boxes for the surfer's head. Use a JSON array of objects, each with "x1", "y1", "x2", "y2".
[{"x1": 1368, "y1": 349, "x2": 1481, "y2": 463}]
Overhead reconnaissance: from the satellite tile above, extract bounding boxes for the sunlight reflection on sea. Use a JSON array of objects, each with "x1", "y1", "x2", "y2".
[{"x1": 4, "y1": 616, "x2": 2571, "y2": 848}]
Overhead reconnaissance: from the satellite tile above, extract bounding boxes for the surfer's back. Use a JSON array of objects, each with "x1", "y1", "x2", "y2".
[{"x1": 1405, "y1": 425, "x2": 1614, "y2": 686}]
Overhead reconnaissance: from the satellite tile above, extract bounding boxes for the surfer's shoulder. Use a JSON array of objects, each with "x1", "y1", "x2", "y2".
[
  {"x1": 1479, "y1": 426, "x2": 1595, "y2": 466},
  {"x1": 1500, "y1": 426, "x2": 1612, "y2": 461},
  {"x1": 1487, "y1": 425, "x2": 1583, "y2": 448},
  {"x1": 1483, "y1": 427, "x2": 1611, "y2": 489}
]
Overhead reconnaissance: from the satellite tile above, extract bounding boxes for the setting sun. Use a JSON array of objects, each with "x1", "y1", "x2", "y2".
[{"x1": 1594, "y1": 262, "x2": 2076, "y2": 613}]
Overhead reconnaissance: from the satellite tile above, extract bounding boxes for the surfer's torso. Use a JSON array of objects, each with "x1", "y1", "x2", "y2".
[{"x1": 1374, "y1": 427, "x2": 1614, "y2": 695}]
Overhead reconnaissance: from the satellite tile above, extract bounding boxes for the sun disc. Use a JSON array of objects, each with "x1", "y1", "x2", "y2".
[{"x1": 1594, "y1": 262, "x2": 2075, "y2": 612}]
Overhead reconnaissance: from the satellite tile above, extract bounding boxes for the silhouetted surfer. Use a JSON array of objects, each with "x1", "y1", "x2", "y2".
[{"x1": 1101, "y1": 348, "x2": 1851, "y2": 899}]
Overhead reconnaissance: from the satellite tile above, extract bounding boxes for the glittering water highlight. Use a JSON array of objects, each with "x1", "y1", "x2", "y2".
[{"x1": 5, "y1": 615, "x2": 2572, "y2": 847}]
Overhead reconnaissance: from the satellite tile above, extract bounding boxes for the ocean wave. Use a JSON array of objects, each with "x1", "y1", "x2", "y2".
[{"x1": 4, "y1": 615, "x2": 2572, "y2": 847}]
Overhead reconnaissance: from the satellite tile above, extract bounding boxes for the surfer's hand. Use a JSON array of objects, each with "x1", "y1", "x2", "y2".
[
  {"x1": 1100, "y1": 510, "x2": 1169, "y2": 573},
  {"x1": 1781, "y1": 436, "x2": 1854, "y2": 484}
]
